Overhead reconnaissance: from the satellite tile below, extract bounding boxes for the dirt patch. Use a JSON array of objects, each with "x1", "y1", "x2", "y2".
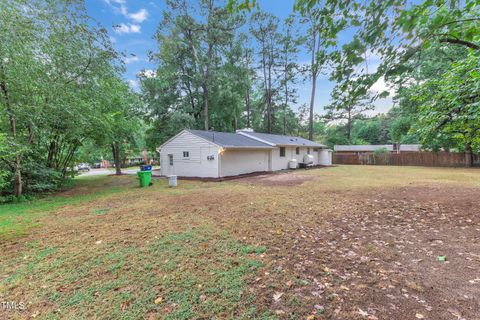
[
  {"x1": 235, "y1": 184, "x2": 480, "y2": 319},
  {"x1": 238, "y1": 171, "x2": 315, "y2": 186}
]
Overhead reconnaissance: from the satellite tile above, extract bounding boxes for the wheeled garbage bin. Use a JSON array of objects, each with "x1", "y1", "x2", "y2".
[{"x1": 137, "y1": 170, "x2": 152, "y2": 187}]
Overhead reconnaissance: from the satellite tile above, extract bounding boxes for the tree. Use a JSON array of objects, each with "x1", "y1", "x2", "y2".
[
  {"x1": 278, "y1": 15, "x2": 301, "y2": 135},
  {"x1": 159, "y1": 0, "x2": 242, "y2": 131},
  {"x1": 0, "y1": 0, "x2": 115, "y2": 196},
  {"x1": 414, "y1": 53, "x2": 479, "y2": 166},
  {"x1": 0, "y1": 0, "x2": 121, "y2": 198},
  {"x1": 297, "y1": 1, "x2": 480, "y2": 145},
  {"x1": 250, "y1": 11, "x2": 280, "y2": 133},
  {"x1": 299, "y1": 3, "x2": 345, "y2": 140},
  {"x1": 98, "y1": 77, "x2": 142, "y2": 175},
  {"x1": 324, "y1": 80, "x2": 376, "y2": 143}
]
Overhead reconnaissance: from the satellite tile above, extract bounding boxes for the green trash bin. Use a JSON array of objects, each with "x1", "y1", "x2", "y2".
[{"x1": 137, "y1": 171, "x2": 152, "y2": 187}]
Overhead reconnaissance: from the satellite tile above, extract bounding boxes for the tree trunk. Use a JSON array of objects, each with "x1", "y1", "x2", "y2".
[
  {"x1": 347, "y1": 109, "x2": 352, "y2": 143},
  {"x1": 309, "y1": 72, "x2": 316, "y2": 140},
  {"x1": 267, "y1": 52, "x2": 273, "y2": 133},
  {"x1": 284, "y1": 65, "x2": 288, "y2": 135},
  {"x1": 14, "y1": 155, "x2": 22, "y2": 197},
  {"x1": 111, "y1": 142, "x2": 122, "y2": 175},
  {"x1": 308, "y1": 29, "x2": 318, "y2": 141},
  {"x1": 245, "y1": 88, "x2": 251, "y2": 128},
  {"x1": 203, "y1": 83, "x2": 209, "y2": 130},
  {"x1": 465, "y1": 142, "x2": 473, "y2": 167},
  {"x1": 1, "y1": 64, "x2": 22, "y2": 196}
]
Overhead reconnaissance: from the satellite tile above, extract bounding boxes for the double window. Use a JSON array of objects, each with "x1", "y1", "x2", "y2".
[
  {"x1": 280, "y1": 147, "x2": 286, "y2": 157},
  {"x1": 183, "y1": 151, "x2": 189, "y2": 158}
]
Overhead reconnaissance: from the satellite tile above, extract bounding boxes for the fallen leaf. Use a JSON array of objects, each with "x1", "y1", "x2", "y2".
[
  {"x1": 358, "y1": 308, "x2": 369, "y2": 317},
  {"x1": 273, "y1": 292, "x2": 284, "y2": 302},
  {"x1": 415, "y1": 313, "x2": 424, "y2": 319},
  {"x1": 154, "y1": 296, "x2": 163, "y2": 304}
]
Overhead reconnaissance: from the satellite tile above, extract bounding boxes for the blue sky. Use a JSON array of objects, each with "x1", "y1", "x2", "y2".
[{"x1": 87, "y1": 0, "x2": 392, "y2": 115}]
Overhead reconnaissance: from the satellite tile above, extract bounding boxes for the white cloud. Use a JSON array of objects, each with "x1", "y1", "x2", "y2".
[
  {"x1": 128, "y1": 9, "x2": 148, "y2": 23},
  {"x1": 124, "y1": 55, "x2": 140, "y2": 64},
  {"x1": 103, "y1": 0, "x2": 126, "y2": 5},
  {"x1": 104, "y1": 0, "x2": 148, "y2": 24},
  {"x1": 129, "y1": 24, "x2": 141, "y2": 33},
  {"x1": 114, "y1": 23, "x2": 141, "y2": 34},
  {"x1": 127, "y1": 79, "x2": 140, "y2": 91},
  {"x1": 138, "y1": 69, "x2": 156, "y2": 78},
  {"x1": 119, "y1": 5, "x2": 128, "y2": 16},
  {"x1": 369, "y1": 77, "x2": 395, "y2": 95}
]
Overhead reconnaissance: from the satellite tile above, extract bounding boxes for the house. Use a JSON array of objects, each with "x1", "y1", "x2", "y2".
[
  {"x1": 158, "y1": 129, "x2": 332, "y2": 178},
  {"x1": 334, "y1": 144, "x2": 422, "y2": 155}
]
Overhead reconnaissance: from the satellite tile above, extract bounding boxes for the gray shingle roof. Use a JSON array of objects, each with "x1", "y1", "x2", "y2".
[
  {"x1": 238, "y1": 131, "x2": 326, "y2": 148},
  {"x1": 187, "y1": 130, "x2": 274, "y2": 148}
]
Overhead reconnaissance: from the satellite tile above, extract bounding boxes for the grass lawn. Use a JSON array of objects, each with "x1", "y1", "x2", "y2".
[{"x1": 1, "y1": 165, "x2": 479, "y2": 319}]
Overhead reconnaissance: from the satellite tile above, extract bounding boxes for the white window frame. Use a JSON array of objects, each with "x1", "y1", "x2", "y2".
[
  {"x1": 168, "y1": 154, "x2": 173, "y2": 166},
  {"x1": 183, "y1": 151, "x2": 190, "y2": 159},
  {"x1": 280, "y1": 147, "x2": 286, "y2": 157}
]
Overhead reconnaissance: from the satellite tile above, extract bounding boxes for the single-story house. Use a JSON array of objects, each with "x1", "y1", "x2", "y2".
[
  {"x1": 334, "y1": 144, "x2": 422, "y2": 154},
  {"x1": 158, "y1": 129, "x2": 332, "y2": 178}
]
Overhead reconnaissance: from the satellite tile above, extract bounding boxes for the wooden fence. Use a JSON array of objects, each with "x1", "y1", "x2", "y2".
[{"x1": 333, "y1": 151, "x2": 480, "y2": 167}]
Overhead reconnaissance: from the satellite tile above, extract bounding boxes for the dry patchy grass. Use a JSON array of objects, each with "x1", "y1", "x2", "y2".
[{"x1": 1, "y1": 165, "x2": 479, "y2": 319}]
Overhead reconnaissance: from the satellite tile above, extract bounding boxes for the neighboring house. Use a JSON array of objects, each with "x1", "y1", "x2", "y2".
[
  {"x1": 158, "y1": 129, "x2": 332, "y2": 178},
  {"x1": 334, "y1": 144, "x2": 422, "y2": 154}
]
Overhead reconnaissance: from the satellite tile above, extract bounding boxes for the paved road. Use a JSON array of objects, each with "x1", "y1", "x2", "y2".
[{"x1": 79, "y1": 167, "x2": 159, "y2": 177}]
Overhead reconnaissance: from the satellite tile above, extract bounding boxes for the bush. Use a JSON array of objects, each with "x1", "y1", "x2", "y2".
[
  {"x1": 373, "y1": 147, "x2": 389, "y2": 156},
  {"x1": 22, "y1": 164, "x2": 67, "y2": 194}
]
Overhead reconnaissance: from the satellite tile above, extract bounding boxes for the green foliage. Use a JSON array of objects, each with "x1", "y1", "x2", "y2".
[
  {"x1": 413, "y1": 53, "x2": 480, "y2": 153},
  {"x1": 0, "y1": 0, "x2": 141, "y2": 197},
  {"x1": 373, "y1": 147, "x2": 388, "y2": 156}
]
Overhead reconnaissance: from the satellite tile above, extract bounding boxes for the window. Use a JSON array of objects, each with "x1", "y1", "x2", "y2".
[
  {"x1": 168, "y1": 154, "x2": 173, "y2": 166},
  {"x1": 296, "y1": 147, "x2": 299, "y2": 155},
  {"x1": 280, "y1": 147, "x2": 286, "y2": 157},
  {"x1": 183, "y1": 151, "x2": 189, "y2": 158},
  {"x1": 307, "y1": 148, "x2": 310, "y2": 154}
]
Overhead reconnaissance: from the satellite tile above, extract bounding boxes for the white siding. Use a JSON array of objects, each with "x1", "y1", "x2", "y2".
[
  {"x1": 290, "y1": 147, "x2": 320, "y2": 165},
  {"x1": 160, "y1": 131, "x2": 220, "y2": 178},
  {"x1": 271, "y1": 146, "x2": 296, "y2": 170},
  {"x1": 271, "y1": 146, "x2": 325, "y2": 169},
  {"x1": 219, "y1": 149, "x2": 270, "y2": 177}
]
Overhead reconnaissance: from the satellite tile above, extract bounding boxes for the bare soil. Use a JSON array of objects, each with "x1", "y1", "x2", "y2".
[
  {"x1": 239, "y1": 171, "x2": 314, "y2": 186},
  {"x1": 181, "y1": 180, "x2": 480, "y2": 319}
]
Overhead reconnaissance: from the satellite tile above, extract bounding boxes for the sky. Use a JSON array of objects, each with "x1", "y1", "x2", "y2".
[{"x1": 86, "y1": 0, "x2": 393, "y2": 115}]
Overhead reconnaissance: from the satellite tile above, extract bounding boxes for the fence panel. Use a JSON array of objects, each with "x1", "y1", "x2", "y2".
[{"x1": 333, "y1": 151, "x2": 479, "y2": 167}]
